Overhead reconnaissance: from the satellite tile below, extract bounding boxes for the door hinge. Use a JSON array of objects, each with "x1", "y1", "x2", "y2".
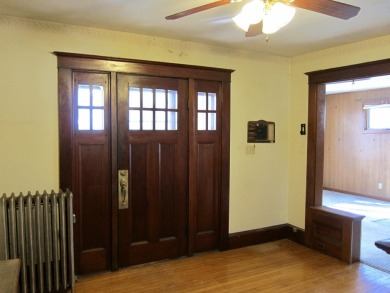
[{"x1": 73, "y1": 214, "x2": 76, "y2": 224}]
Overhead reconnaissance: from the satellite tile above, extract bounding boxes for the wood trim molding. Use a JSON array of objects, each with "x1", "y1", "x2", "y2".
[
  {"x1": 229, "y1": 224, "x2": 305, "y2": 250},
  {"x1": 306, "y1": 58, "x2": 390, "y2": 84},
  {"x1": 219, "y1": 81, "x2": 231, "y2": 251},
  {"x1": 53, "y1": 52, "x2": 234, "y2": 82}
]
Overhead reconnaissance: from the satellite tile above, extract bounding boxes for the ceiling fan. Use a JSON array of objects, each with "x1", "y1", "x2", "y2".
[{"x1": 165, "y1": 0, "x2": 361, "y2": 37}]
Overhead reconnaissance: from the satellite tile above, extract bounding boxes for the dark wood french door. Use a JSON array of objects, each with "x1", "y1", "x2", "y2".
[
  {"x1": 57, "y1": 53, "x2": 232, "y2": 276},
  {"x1": 116, "y1": 74, "x2": 189, "y2": 266}
]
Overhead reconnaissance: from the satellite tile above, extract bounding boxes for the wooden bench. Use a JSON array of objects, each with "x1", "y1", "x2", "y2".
[
  {"x1": 309, "y1": 206, "x2": 365, "y2": 264},
  {"x1": 375, "y1": 238, "x2": 390, "y2": 255}
]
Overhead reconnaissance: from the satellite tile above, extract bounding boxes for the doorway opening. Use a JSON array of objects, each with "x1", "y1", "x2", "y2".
[
  {"x1": 322, "y1": 76, "x2": 390, "y2": 272},
  {"x1": 305, "y1": 58, "x2": 390, "y2": 272},
  {"x1": 56, "y1": 52, "x2": 232, "y2": 275}
]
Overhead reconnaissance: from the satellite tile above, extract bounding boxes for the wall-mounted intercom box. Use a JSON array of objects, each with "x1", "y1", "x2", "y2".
[{"x1": 247, "y1": 120, "x2": 275, "y2": 143}]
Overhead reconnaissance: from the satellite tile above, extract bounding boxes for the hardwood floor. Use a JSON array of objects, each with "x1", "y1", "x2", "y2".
[{"x1": 75, "y1": 240, "x2": 390, "y2": 292}]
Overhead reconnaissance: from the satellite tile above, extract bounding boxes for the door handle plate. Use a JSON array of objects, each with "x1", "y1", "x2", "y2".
[{"x1": 118, "y1": 170, "x2": 129, "y2": 209}]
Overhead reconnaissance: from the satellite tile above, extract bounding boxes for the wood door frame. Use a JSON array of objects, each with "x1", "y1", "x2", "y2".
[
  {"x1": 304, "y1": 58, "x2": 390, "y2": 242},
  {"x1": 55, "y1": 52, "x2": 233, "y2": 271}
]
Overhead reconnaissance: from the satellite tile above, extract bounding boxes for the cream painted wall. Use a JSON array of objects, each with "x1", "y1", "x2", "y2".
[
  {"x1": 288, "y1": 35, "x2": 390, "y2": 228},
  {"x1": 0, "y1": 16, "x2": 291, "y2": 233},
  {"x1": 2, "y1": 16, "x2": 389, "y2": 234}
]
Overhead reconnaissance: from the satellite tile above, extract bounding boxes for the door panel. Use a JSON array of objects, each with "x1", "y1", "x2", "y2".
[
  {"x1": 72, "y1": 72, "x2": 111, "y2": 274},
  {"x1": 77, "y1": 143, "x2": 108, "y2": 271},
  {"x1": 117, "y1": 74, "x2": 189, "y2": 267},
  {"x1": 197, "y1": 143, "x2": 218, "y2": 231},
  {"x1": 196, "y1": 142, "x2": 220, "y2": 251},
  {"x1": 191, "y1": 80, "x2": 222, "y2": 253}
]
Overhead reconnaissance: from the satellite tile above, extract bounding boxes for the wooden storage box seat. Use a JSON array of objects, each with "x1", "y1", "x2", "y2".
[{"x1": 309, "y1": 206, "x2": 365, "y2": 264}]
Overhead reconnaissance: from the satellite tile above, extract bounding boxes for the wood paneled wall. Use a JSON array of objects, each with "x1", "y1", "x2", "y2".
[{"x1": 324, "y1": 88, "x2": 390, "y2": 201}]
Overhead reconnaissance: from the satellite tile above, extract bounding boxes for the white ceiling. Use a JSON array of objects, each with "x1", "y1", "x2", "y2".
[
  {"x1": 0, "y1": 0, "x2": 390, "y2": 57},
  {"x1": 326, "y1": 75, "x2": 390, "y2": 94}
]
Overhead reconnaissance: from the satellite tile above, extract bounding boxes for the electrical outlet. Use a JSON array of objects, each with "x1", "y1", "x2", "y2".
[
  {"x1": 378, "y1": 183, "x2": 383, "y2": 190},
  {"x1": 246, "y1": 145, "x2": 255, "y2": 155}
]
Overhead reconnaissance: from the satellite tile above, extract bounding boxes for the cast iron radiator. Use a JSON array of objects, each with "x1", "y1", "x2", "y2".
[{"x1": 0, "y1": 190, "x2": 75, "y2": 293}]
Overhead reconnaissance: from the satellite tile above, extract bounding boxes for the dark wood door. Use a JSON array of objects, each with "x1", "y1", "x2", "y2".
[
  {"x1": 190, "y1": 80, "x2": 222, "y2": 253},
  {"x1": 58, "y1": 53, "x2": 232, "y2": 275},
  {"x1": 71, "y1": 72, "x2": 111, "y2": 275},
  {"x1": 117, "y1": 74, "x2": 189, "y2": 266}
]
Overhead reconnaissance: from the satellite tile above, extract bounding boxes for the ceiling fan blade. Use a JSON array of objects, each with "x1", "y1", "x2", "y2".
[
  {"x1": 245, "y1": 22, "x2": 263, "y2": 37},
  {"x1": 166, "y1": 0, "x2": 232, "y2": 20},
  {"x1": 290, "y1": 0, "x2": 360, "y2": 20}
]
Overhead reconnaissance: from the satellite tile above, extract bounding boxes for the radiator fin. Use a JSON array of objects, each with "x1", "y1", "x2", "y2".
[{"x1": 0, "y1": 190, "x2": 75, "y2": 293}]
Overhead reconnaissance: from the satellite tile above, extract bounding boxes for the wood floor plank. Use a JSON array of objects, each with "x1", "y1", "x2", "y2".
[{"x1": 75, "y1": 240, "x2": 390, "y2": 292}]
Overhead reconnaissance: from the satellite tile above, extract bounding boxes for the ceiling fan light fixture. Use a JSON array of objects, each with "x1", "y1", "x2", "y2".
[
  {"x1": 233, "y1": 0, "x2": 264, "y2": 31},
  {"x1": 232, "y1": 13, "x2": 251, "y2": 31},
  {"x1": 262, "y1": 15, "x2": 280, "y2": 34},
  {"x1": 272, "y1": 2, "x2": 296, "y2": 27},
  {"x1": 262, "y1": 2, "x2": 295, "y2": 34}
]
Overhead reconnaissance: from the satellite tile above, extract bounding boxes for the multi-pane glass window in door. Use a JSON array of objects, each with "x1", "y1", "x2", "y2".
[
  {"x1": 197, "y1": 91, "x2": 217, "y2": 131},
  {"x1": 128, "y1": 87, "x2": 178, "y2": 131},
  {"x1": 77, "y1": 84, "x2": 105, "y2": 131}
]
